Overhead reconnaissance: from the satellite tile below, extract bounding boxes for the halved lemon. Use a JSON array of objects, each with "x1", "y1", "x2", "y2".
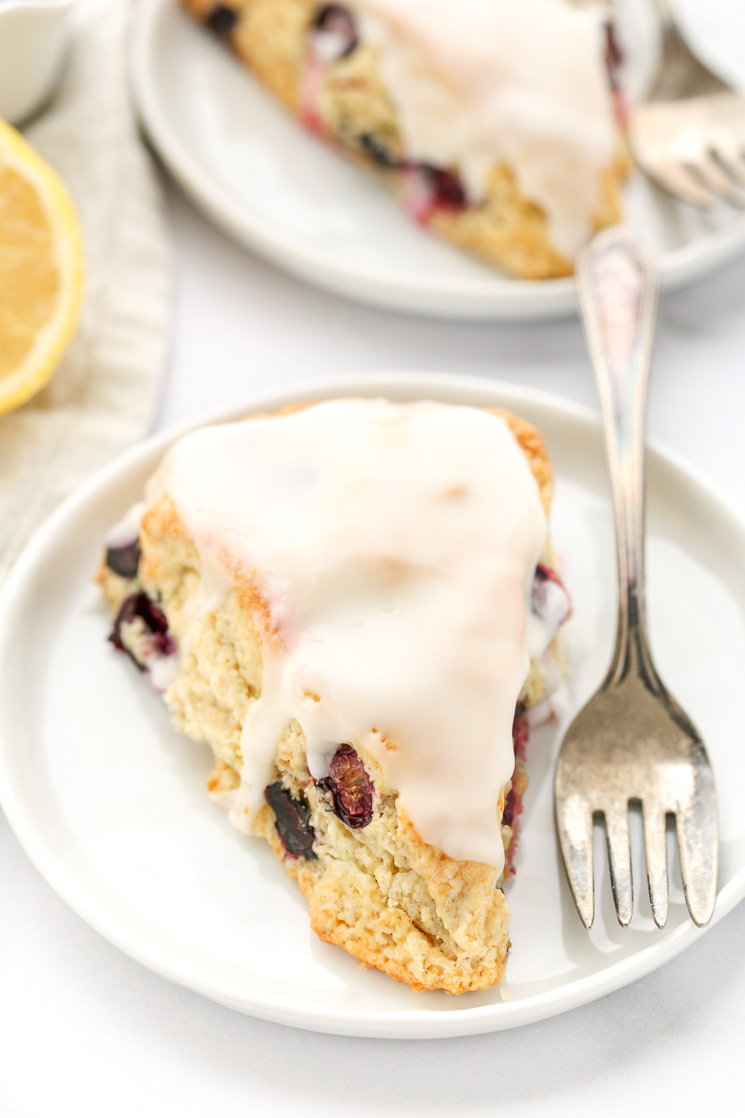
[{"x1": 0, "y1": 118, "x2": 84, "y2": 416}]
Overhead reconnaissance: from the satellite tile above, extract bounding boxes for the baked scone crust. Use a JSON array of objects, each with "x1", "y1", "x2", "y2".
[{"x1": 182, "y1": 0, "x2": 628, "y2": 279}]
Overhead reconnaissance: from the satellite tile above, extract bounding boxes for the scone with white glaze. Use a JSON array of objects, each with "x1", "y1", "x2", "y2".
[
  {"x1": 98, "y1": 399, "x2": 570, "y2": 993},
  {"x1": 182, "y1": 0, "x2": 628, "y2": 278}
]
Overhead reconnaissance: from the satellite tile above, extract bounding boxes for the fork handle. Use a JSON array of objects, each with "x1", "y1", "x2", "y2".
[{"x1": 576, "y1": 227, "x2": 660, "y2": 687}]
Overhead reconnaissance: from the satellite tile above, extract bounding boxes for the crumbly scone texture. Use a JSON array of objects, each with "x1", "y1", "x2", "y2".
[
  {"x1": 182, "y1": 0, "x2": 627, "y2": 279},
  {"x1": 98, "y1": 406, "x2": 556, "y2": 994}
]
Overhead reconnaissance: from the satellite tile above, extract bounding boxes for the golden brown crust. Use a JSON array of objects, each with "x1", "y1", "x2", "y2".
[
  {"x1": 181, "y1": 0, "x2": 626, "y2": 279},
  {"x1": 491, "y1": 408, "x2": 553, "y2": 514}
]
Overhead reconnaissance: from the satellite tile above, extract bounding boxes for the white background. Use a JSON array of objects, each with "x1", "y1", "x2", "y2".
[{"x1": 4, "y1": 96, "x2": 745, "y2": 1118}]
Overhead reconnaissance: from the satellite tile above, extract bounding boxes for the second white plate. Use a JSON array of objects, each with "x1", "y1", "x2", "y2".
[
  {"x1": 1, "y1": 373, "x2": 745, "y2": 1038},
  {"x1": 130, "y1": 0, "x2": 745, "y2": 320}
]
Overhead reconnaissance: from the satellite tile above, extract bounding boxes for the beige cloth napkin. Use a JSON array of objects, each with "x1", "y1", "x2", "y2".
[{"x1": 0, "y1": 0, "x2": 171, "y2": 588}]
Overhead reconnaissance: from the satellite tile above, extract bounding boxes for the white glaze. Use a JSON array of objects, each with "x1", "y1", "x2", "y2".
[
  {"x1": 527, "y1": 572, "x2": 571, "y2": 655},
  {"x1": 147, "y1": 649, "x2": 179, "y2": 695},
  {"x1": 352, "y1": 0, "x2": 616, "y2": 257},
  {"x1": 149, "y1": 399, "x2": 550, "y2": 871}
]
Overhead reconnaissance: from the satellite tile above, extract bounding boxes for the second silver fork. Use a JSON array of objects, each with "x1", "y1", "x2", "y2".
[
  {"x1": 630, "y1": 0, "x2": 745, "y2": 207},
  {"x1": 554, "y1": 227, "x2": 718, "y2": 931}
]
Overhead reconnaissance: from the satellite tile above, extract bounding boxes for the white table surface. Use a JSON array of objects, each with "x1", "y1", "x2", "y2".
[{"x1": 3, "y1": 181, "x2": 745, "y2": 1117}]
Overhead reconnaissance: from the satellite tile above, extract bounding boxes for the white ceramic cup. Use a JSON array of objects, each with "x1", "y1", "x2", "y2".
[{"x1": 0, "y1": 0, "x2": 79, "y2": 125}]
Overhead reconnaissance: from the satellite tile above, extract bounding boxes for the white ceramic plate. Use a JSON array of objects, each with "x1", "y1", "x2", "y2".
[
  {"x1": 130, "y1": 0, "x2": 745, "y2": 320},
  {"x1": 1, "y1": 373, "x2": 745, "y2": 1039}
]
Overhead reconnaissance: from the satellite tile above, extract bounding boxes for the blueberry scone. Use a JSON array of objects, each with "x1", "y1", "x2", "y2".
[
  {"x1": 182, "y1": 0, "x2": 628, "y2": 279},
  {"x1": 98, "y1": 399, "x2": 570, "y2": 993}
]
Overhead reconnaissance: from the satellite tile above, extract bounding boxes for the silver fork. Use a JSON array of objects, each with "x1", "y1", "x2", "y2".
[
  {"x1": 629, "y1": 0, "x2": 745, "y2": 208},
  {"x1": 554, "y1": 227, "x2": 718, "y2": 931}
]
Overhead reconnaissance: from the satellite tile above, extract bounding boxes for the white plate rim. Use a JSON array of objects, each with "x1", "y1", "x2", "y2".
[
  {"x1": 1, "y1": 371, "x2": 744, "y2": 1039},
  {"x1": 129, "y1": 0, "x2": 745, "y2": 321}
]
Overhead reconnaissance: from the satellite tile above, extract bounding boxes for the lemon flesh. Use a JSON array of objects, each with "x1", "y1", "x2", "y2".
[{"x1": 0, "y1": 118, "x2": 84, "y2": 416}]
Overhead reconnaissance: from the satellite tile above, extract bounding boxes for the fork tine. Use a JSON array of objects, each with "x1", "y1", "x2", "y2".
[
  {"x1": 555, "y1": 794, "x2": 595, "y2": 929},
  {"x1": 676, "y1": 758, "x2": 718, "y2": 927},
  {"x1": 604, "y1": 804, "x2": 633, "y2": 926},
  {"x1": 692, "y1": 155, "x2": 745, "y2": 206},
  {"x1": 642, "y1": 805, "x2": 669, "y2": 929},
  {"x1": 648, "y1": 162, "x2": 715, "y2": 208}
]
